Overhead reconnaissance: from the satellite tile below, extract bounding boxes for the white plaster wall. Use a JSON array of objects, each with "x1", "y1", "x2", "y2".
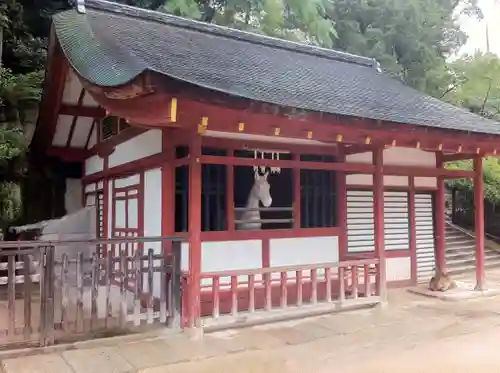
[
  {"x1": 182, "y1": 240, "x2": 263, "y2": 289},
  {"x1": 114, "y1": 174, "x2": 140, "y2": 188},
  {"x1": 386, "y1": 257, "x2": 411, "y2": 282},
  {"x1": 85, "y1": 155, "x2": 104, "y2": 175},
  {"x1": 346, "y1": 147, "x2": 436, "y2": 187},
  {"x1": 85, "y1": 183, "x2": 96, "y2": 193},
  {"x1": 270, "y1": 236, "x2": 339, "y2": 281},
  {"x1": 108, "y1": 130, "x2": 162, "y2": 168},
  {"x1": 415, "y1": 177, "x2": 437, "y2": 188},
  {"x1": 65, "y1": 178, "x2": 82, "y2": 214},
  {"x1": 144, "y1": 168, "x2": 163, "y2": 298}
]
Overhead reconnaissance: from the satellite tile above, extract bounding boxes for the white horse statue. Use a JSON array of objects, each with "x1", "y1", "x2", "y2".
[{"x1": 236, "y1": 168, "x2": 273, "y2": 230}]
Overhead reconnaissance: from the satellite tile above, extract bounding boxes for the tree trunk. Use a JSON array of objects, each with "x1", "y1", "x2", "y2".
[{"x1": 0, "y1": 26, "x2": 3, "y2": 68}]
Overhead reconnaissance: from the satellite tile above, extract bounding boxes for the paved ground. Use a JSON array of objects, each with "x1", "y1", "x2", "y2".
[{"x1": 4, "y1": 274, "x2": 500, "y2": 373}]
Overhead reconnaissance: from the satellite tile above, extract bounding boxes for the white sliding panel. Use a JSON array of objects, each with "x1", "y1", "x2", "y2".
[
  {"x1": 384, "y1": 191, "x2": 410, "y2": 251},
  {"x1": 347, "y1": 190, "x2": 375, "y2": 253},
  {"x1": 415, "y1": 193, "x2": 436, "y2": 282}
]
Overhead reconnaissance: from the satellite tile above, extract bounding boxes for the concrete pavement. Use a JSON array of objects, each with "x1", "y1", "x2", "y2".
[{"x1": 3, "y1": 287, "x2": 500, "y2": 373}]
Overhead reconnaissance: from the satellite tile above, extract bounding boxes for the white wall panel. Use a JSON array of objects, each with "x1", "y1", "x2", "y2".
[
  {"x1": 108, "y1": 130, "x2": 162, "y2": 168},
  {"x1": 85, "y1": 155, "x2": 104, "y2": 175}
]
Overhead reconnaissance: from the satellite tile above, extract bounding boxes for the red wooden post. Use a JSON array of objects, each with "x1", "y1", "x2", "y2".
[
  {"x1": 435, "y1": 153, "x2": 446, "y2": 272},
  {"x1": 188, "y1": 134, "x2": 202, "y2": 327},
  {"x1": 408, "y1": 177, "x2": 417, "y2": 284},
  {"x1": 474, "y1": 156, "x2": 485, "y2": 290},
  {"x1": 336, "y1": 146, "x2": 347, "y2": 260},
  {"x1": 162, "y1": 129, "x2": 175, "y2": 245},
  {"x1": 373, "y1": 148, "x2": 387, "y2": 302}
]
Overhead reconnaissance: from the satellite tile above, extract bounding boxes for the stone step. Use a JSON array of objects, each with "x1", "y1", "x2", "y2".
[
  {"x1": 448, "y1": 260, "x2": 500, "y2": 275},
  {"x1": 447, "y1": 254, "x2": 500, "y2": 268},
  {"x1": 446, "y1": 250, "x2": 499, "y2": 261}
]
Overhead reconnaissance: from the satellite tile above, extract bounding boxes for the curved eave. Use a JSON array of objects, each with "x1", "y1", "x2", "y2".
[{"x1": 53, "y1": 10, "x2": 147, "y2": 87}]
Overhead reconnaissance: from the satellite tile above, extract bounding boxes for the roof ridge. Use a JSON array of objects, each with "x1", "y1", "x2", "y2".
[{"x1": 81, "y1": 0, "x2": 378, "y2": 69}]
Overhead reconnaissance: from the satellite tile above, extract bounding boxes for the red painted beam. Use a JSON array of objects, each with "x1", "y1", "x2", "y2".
[
  {"x1": 442, "y1": 153, "x2": 477, "y2": 162},
  {"x1": 46, "y1": 146, "x2": 88, "y2": 162},
  {"x1": 383, "y1": 165, "x2": 474, "y2": 178},
  {"x1": 31, "y1": 43, "x2": 69, "y2": 153},
  {"x1": 60, "y1": 105, "x2": 106, "y2": 118},
  {"x1": 474, "y1": 156, "x2": 485, "y2": 290},
  {"x1": 199, "y1": 154, "x2": 375, "y2": 173},
  {"x1": 176, "y1": 98, "x2": 500, "y2": 155}
]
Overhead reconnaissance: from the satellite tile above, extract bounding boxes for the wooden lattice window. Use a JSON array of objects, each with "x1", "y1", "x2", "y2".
[
  {"x1": 300, "y1": 154, "x2": 337, "y2": 228},
  {"x1": 101, "y1": 117, "x2": 130, "y2": 141},
  {"x1": 101, "y1": 116, "x2": 118, "y2": 141}
]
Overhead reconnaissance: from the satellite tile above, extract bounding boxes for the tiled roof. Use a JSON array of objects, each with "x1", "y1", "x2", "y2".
[{"x1": 52, "y1": 0, "x2": 500, "y2": 135}]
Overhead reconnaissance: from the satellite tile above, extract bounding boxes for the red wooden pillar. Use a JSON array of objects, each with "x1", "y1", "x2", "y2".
[
  {"x1": 474, "y1": 156, "x2": 485, "y2": 290},
  {"x1": 161, "y1": 129, "x2": 175, "y2": 248},
  {"x1": 408, "y1": 177, "x2": 417, "y2": 284},
  {"x1": 336, "y1": 146, "x2": 347, "y2": 261},
  {"x1": 435, "y1": 153, "x2": 446, "y2": 272},
  {"x1": 373, "y1": 148, "x2": 387, "y2": 301},
  {"x1": 188, "y1": 134, "x2": 202, "y2": 327}
]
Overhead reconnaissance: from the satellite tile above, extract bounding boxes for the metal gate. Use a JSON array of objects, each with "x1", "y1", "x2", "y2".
[
  {"x1": 415, "y1": 193, "x2": 436, "y2": 282},
  {"x1": 0, "y1": 236, "x2": 183, "y2": 349}
]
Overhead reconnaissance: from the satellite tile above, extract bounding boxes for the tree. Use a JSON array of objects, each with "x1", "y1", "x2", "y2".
[
  {"x1": 326, "y1": 0, "x2": 482, "y2": 95},
  {"x1": 444, "y1": 52, "x2": 500, "y2": 120},
  {"x1": 160, "y1": 0, "x2": 337, "y2": 47}
]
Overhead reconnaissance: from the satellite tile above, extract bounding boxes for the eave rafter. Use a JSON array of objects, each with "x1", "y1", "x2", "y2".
[{"x1": 171, "y1": 96, "x2": 500, "y2": 158}]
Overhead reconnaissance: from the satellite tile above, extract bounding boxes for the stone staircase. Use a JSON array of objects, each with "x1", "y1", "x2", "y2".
[{"x1": 446, "y1": 221, "x2": 500, "y2": 275}]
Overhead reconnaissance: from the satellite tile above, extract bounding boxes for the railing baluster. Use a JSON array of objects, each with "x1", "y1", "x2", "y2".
[
  {"x1": 264, "y1": 272, "x2": 272, "y2": 311},
  {"x1": 296, "y1": 270, "x2": 303, "y2": 306},
  {"x1": 23, "y1": 254, "x2": 32, "y2": 340},
  {"x1": 105, "y1": 250, "x2": 112, "y2": 328},
  {"x1": 7, "y1": 255, "x2": 15, "y2": 337},
  {"x1": 159, "y1": 248, "x2": 167, "y2": 323},
  {"x1": 119, "y1": 250, "x2": 127, "y2": 328},
  {"x1": 60, "y1": 254, "x2": 69, "y2": 331},
  {"x1": 248, "y1": 274, "x2": 255, "y2": 313},
  {"x1": 325, "y1": 267, "x2": 332, "y2": 303},
  {"x1": 212, "y1": 276, "x2": 220, "y2": 319},
  {"x1": 90, "y1": 252, "x2": 99, "y2": 330},
  {"x1": 311, "y1": 269, "x2": 318, "y2": 304},
  {"x1": 339, "y1": 266, "x2": 345, "y2": 304},
  {"x1": 134, "y1": 249, "x2": 141, "y2": 326},
  {"x1": 280, "y1": 272, "x2": 287, "y2": 308},
  {"x1": 231, "y1": 276, "x2": 238, "y2": 317},
  {"x1": 76, "y1": 252, "x2": 84, "y2": 333},
  {"x1": 351, "y1": 265, "x2": 358, "y2": 299},
  {"x1": 364, "y1": 264, "x2": 370, "y2": 297},
  {"x1": 147, "y1": 249, "x2": 154, "y2": 324}
]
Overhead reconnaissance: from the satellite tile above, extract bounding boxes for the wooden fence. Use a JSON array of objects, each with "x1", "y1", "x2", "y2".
[
  {"x1": 197, "y1": 258, "x2": 382, "y2": 330},
  {"x1": 0, "y1": 236, "x2": 183, "y2": 349}
]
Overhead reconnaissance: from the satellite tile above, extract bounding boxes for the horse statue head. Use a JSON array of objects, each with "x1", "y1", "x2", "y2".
[{"x1": 252, "y1": 168, "x2": 272, "y2": 207}]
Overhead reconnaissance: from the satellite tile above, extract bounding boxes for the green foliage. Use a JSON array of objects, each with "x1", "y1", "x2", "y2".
[
  {"x1": 0, "y1": 182, "x2": 21, "y2": 223},
  {"x1": 444, "y1": 52, "x2": 500, "y2": 120},
  {"x1": 161, "y1": 0, "x2": 337, "y2": 47},
  {"x1": 447, "y1": 158, "x2": 500, "y2": 205},
  {"x1": 327, "y1": 0, "x2": 481, "y2": 95}
]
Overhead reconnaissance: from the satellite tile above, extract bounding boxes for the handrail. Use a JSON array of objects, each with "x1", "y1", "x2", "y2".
[
  {"x1": 0, "y1": 235, "x2": 187, "y2": 249},
  {"x1": 445, "y1": 220, "x2": 476, "y2": 240},
  {"x1": 200, "y1": 258, "x2": 379, "y2": 278}
]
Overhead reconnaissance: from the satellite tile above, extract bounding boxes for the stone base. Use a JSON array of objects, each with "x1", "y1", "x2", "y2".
[{"x1": 408, "y1": 281, "x2": 500, "y2": 302}]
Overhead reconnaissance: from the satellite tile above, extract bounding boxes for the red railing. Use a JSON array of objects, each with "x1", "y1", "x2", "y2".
[{"x1": 196, "y1": 258, "x2": 382, "y2": 330}]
